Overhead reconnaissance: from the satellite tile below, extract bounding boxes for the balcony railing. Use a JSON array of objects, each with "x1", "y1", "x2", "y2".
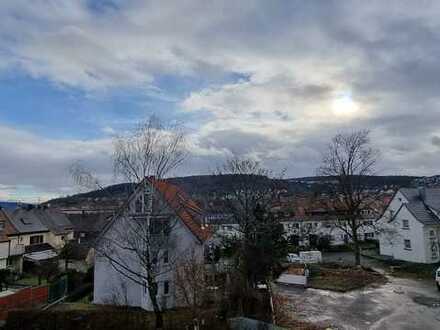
[{"x1": 10, "y1": 244, "x2": 25, "y2": 256}]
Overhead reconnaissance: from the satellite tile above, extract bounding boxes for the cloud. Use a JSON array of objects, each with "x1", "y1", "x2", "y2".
[
  {"x1": 2, "y1": 1, "x2": 440, "y2": 199},
  {"x1": 0, "y1": 125, "x2": 113, "y2": 202}
]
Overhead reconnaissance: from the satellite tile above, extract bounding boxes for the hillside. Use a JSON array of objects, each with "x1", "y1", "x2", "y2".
[{"x1": 45, "y1": 174, "x2": 422, "y2": 210}]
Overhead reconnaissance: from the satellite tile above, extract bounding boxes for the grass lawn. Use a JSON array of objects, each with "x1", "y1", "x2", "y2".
[
  {"x1": 388, "y1": 262, "x2": 440, "y2": 280},
  {"x1": 14, "y1": 275, "x2": 47, "y2": 286},
  {"x1": 308, "y1": 264, "x2": 387, "y2": 292}
]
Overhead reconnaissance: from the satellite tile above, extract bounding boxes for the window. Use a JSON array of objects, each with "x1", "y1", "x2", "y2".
[
  {"x1": 402, "y1": 220, "x2": 409, "y2": 230},
  {"x1": 365, "y1": 232, "x2": 374, "y2": 239},
  {"x1": 30, "y1": 235, "x2": 43, "y2": 245},
  {"x1": 430, "y1": 230, "x2": 436, "y2": 238},
  {"x1": 0, "y1": 221, "x2": 5, "y2": 231},
  {"x1": 404, "y1": 239, "x2": 412, "y2": 250},
  {"x1": 432, "y1": 250, "x2": 438, "y2": 260},
  {"x1": 163, "y1": 281, "x2": 169, "y2": 295},
  {"x1": 134, "y1": 197, "x2": 143, "y2": 214},
  {"x1": 61, "y1": 236, "x2": 65, "y2": 241},
  {"x1": 163, "y1": 250, "x2": 169, "y2": 264}
]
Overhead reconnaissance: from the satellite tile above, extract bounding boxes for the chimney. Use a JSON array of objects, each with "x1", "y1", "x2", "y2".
[{"x1": 418, "y1": 186, "x2": 426, "y2": 201}]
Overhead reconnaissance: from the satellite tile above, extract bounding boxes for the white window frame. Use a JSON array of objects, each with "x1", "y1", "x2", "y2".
[{"x1": 404, "y1": 239, "x2": 412, "y2": 250}]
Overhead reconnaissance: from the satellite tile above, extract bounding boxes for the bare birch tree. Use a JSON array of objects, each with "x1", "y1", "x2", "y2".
[
  {"x1": 317, "y1": 130, "x2": 380, "y2": 265},
  {"x1": 71, "y1": 116, "x2": 187, "y2": 329}
]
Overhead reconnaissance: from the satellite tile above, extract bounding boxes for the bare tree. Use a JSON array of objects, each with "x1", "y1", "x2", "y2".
[
  {"x1": 174, "y1": 248, "x2": 211, "y2": 319},
  {"x1": 71, "y1": 115, "x2": 187, "y2": 329},
  {"x1": 317, "y1": 130, "x2": 380, "y2": 265},
  {"x1": 113, "y1": 116, "x2": 187, "y2": 184},
  {"x1": 212, "y1": 157, "x2": 287, "y2": 291},
  {"x1": 214, "y1": 157, "x2": 283, "y2": 236}
]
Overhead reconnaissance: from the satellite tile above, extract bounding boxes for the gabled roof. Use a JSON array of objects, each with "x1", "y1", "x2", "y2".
[
  {"x1": 400, "y1": 188, "x2": 440, "y2": 212},
  {"x1": 66, "y1": 212, "x2": 112, "y2": 233},
  {"x1": 149, "y1": 178, "x2": 212, "y2": 242},
  {"x1": 8, "y1": 208, "x2": 49, "y2": 234},
  {"x1": 8, "y1": 208, "x2": 73, "y2": 235},
  {"x1": 32, "y1": 208, "x2": 73, "y2": 235},
  {"x1": 393, "y1": 188, "x2": 440, "y2": 226},
  {"x1": 99, "y1": 177, "x2": 212, "y2": 244}
]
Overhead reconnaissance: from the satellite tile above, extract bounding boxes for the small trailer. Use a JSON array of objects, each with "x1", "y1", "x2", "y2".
[{"x1": 299, "y1": 251, "x2": 322, "y2": 264}]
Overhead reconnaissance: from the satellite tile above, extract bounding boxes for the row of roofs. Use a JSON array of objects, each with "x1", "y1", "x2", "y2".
[{"x1": 0, "y1": 206, "x2": 73, "y2": 238}]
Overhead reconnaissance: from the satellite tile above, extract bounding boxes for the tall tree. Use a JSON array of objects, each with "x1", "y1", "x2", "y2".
[
  {"x1": 214, "y1": 158, "x2": 285, "y2": 287},
  {"x1": 71, "y1": 116, "x2": 187, "y2": 329},
  {"x1": 318, "y1": 130, "x2": 380, "y2": 265}
]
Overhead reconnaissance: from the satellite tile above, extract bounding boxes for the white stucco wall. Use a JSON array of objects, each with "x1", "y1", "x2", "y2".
[
  {"x1": 386, "y1": 206, "x2": 426, "y2": 263},
  {"x1": 378, "y1": 190, "x2": 440, "y2": 264},
  {"x1": 93, "y1": 182, "x2": 205, "y2": 311},
  {"x1": 46, "y1": 231, "x2": 74, "y2": 250},
  {"x1": 0, "y1": 241, "x2": 9, "y2": 260},
  {"x1": 422, "y1": 225, "x2": 440, "y2": 263}
]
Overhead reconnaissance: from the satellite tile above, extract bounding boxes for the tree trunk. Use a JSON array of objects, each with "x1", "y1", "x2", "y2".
[
  {"x1": 353, "y1": 237, "x2": 361, "y2": 266},
  {"x1": 154, "y1": 309, "x2": 164, "y2": 329},
  {"x1": 148, "y1": 279, "x2": 163, "y2": 329},
  {"x1": 151, "y1": 296, "x2": 163, "y2": 329}
]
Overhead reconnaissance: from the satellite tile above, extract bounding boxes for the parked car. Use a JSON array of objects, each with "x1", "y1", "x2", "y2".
[
  {"x1": 436, "y1": 267, "x2": 440, "y2": 290},
  {"x1": 287, "y1": 253, "x2": 301, "y2": 263}
]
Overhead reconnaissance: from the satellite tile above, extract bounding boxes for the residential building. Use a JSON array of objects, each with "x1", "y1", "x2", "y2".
[
  {"x1": 5, "y1": 207, "x2": 74, "y2": 272},
  {"x1": 378, "y1": 188, "x2": 440, "y2": 263},
  {"x1": 0, "y1": 208, "x2": 20, "y2": 270},
  {"x1": 93, "y1": 178, "x2": 212, "y2": 310},
  {"x1": 8, "y1": 207, "x2": 74, "y2": 250}
]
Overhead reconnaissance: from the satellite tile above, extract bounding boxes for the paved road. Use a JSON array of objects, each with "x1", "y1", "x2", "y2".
[{"x1": 275, "y1": 252, "x2": 440, "y2": 330}]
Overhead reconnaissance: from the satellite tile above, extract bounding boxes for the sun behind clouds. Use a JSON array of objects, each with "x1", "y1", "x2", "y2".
[{"x1": 331, "y1": 93, "x2": 360, "y2": 118}]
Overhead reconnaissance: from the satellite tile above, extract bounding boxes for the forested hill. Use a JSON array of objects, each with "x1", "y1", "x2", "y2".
[{"x1": 45, "y1": 174, "x2": 422, "y2": 208}]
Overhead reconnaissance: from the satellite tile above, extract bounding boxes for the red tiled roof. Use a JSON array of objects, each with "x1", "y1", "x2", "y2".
[
  {"x1": 0, "y1": 209, "x2": 18, "y2": 242},
  {"x1": 149, "y1": 178, "x2": 212, "y2": 242}
]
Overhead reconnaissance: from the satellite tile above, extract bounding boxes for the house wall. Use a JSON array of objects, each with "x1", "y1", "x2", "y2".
[
  {"x1": 379, "y1": 191, "x2": 408, "y2": 257},
  {"x1": 281, "y1": 218, "x2": 376, "y2": 247},
  {"x1": 10, "y1": 232, "x2": 51, "y2": 249},
  {"x1": 93, "y1": 214, "x2": 143, "y2": 307},
  {"x1": 381, "y1": 206, "x2": 426, "y2": 263},
  {"x1": 423, "y1": 225, "x2": 440, "y2": 263},
  {"x1": 46, "y1": 231, "x2": 74, "y2": 250},
  {"x1": 0, "y1": 241, "x2": 9, "y2": 261},
  {"x1": 94, "y1": 182, "x2": 205, "y2": 311}
]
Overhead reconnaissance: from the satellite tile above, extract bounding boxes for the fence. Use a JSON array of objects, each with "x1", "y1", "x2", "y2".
[
  {"x1": 0, "y1": 285, "x2": 48, "y2": 320},
  {"x1": 48, "y1": 275, "x2": 68, "y2": 303}
]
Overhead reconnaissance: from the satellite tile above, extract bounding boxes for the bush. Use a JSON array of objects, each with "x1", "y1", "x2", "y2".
[{"x1": 65, "y1": 283, "x2": 93, "y2": 302}]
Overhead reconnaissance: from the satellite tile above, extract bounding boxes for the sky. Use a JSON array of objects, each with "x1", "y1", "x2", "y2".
[{"x1": 1, "y1": 1, "x2": 440, "y2": 202}]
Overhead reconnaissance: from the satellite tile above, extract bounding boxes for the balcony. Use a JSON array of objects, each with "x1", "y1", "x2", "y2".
[{"x1": 10, "y1": 244, "x2": 25, "y2": 256}]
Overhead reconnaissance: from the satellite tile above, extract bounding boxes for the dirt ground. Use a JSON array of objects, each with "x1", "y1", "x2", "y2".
[{"x1": 275, "y1": 252, "x2": 440, "y2": 330}]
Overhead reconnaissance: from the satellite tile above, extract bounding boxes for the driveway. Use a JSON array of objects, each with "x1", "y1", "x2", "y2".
[{"x1": 274, "y1": 253, "x2": 440, "y2": 329}]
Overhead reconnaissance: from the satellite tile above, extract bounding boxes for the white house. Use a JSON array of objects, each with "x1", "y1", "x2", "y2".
[
  {"x1": 378, "y1": 188, "x2": 440, "y2": 264},
  {"x1": 93, "y1": 177, "x2": 212, "y2": 310},
  {"x1": 281, "y1": 214, "x2": 377, "y2": 247}
]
